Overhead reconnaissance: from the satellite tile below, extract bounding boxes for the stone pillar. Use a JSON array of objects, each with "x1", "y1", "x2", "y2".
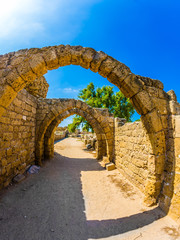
[{"x1": 168, "y1": 115, "x2": 180, "y2": 223}]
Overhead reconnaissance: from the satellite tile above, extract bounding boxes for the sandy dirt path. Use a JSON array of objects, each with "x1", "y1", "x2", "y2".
[{"x1": 0, "y1": 138, "x2": 179, "y2": 240}]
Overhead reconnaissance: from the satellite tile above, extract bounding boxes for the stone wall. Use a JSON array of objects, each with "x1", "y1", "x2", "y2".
[
  {"x1": 0, "y1": 77, "x2": 179, "y2": 222},
  {"x1": 167, "y1": 115, "x2": 180, "y2": 223},
  {"x1": 0, "y1": 89, "x2": 37, "y2": 188},
  {"x1": 54, "y1": 131, "x2": 66, "y2": 141},
  {"x1": 159, "y1": 92, "x2": 180, "y2": 223},
  {"x1": 114, "y1": 119, "x2": 153, "y2": 192}
]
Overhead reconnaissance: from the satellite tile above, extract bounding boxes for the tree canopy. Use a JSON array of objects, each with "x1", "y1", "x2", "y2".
[{"x1": 67, "y1": 82, "x2": 135, "y2": 132}]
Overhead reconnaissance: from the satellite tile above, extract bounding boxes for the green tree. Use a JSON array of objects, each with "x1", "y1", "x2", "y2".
[
  {"x1": 67, "y1": 115, "x2": 93, "y2": 133},
  {"x1": 67, "y1": 83, "x2": 135, "y2": 132}
]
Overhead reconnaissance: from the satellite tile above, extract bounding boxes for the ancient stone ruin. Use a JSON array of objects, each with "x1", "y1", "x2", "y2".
[{"x1": 0, "y1": 45, "x2": 180, "y2": 223}]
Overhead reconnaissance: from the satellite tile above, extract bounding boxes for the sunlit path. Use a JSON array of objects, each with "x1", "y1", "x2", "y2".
[{"x1": 0, "y1": 138, "x2": 178, "y2": 240}]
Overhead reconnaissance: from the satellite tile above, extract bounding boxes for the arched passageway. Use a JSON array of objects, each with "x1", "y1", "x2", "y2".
[
  {"x1": 43, "y1": 109, "x2": 107, "y2": 161},
  {"x1": 35, "y1": 98, "x2": 114, "y2": 164},
  {"x1": 0, "y1": 45, "x2": 171, "y2": 207}
]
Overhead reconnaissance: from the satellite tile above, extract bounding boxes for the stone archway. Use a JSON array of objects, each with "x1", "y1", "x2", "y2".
[
  {"x1": 0, "y1": 45, "x2": 170, "y2": 205},
  {"x1": 35, "y1": 98, "x2": 114, "y2": 165},
  {"x1": 43, "y1": 109, "x2": 107, "y2": 161}
]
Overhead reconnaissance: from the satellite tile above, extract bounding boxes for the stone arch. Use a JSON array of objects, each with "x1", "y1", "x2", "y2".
[
  {"x1": 0, "y1": 45, "x2": 170, "y2": 205},
  {"x1": 35, "y1": 98, "x2": 114, "y2": 166},
  {"x1": 43, "y1": 108, "x2": 107, "y2": 161}
]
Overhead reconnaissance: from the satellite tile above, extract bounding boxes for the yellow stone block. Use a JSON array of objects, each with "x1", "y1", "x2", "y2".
[
  {"x1": 0, "y1": 84, "x2": 17, "y2": 109},
  {"x1": 106, "y1": 163, "x2": 115, "y2": 171}
]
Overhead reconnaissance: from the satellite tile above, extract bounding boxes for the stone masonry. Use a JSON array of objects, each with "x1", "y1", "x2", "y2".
[
  {"x1": 36, "y1": 98, "x2": 114, "y2": 163},
  {"x1": 0, "y1": 89, "x2": 37, "y2": 188},
  {"x1": 25, "y1": 76, "x2": 49, "y2": 98},
  {"x1": 114, "y1": 119, "x2": 153, "y2": 193},
  {"x1": 54, "y1": 131, "x2": 66, "y2": 141},
  {"x1": 0, "y1": 45, "x2": 180, "y2": 223}
]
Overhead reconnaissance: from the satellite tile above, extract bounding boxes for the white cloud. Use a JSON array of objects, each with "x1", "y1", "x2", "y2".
[
  {"x1": 0, "y1": 0, "x2": 45, "y2": 38},
  {"x1": 0, "y1": 0, "x2": 101, "y2": 42},
  {"x1": 46, "y1": 86, "x2": 80, "y2": 98},
  {"x1": 63, "y1": 88, "x2": 79, "y2": 93}
]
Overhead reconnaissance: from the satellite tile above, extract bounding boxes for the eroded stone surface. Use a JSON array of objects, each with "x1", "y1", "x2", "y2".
[{"x1": 25, "y1": 76, "x2": 49, "y2": 98}]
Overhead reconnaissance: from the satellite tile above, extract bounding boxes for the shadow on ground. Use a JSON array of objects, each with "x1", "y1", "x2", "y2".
[{"x1": 0, "y1": 151, "x2": 165, "y2": 240}]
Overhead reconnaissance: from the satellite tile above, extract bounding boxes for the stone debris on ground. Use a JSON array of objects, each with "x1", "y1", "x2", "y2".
[
  {"x1": 106, "y1": 162, "x2": 116, "y2": 171},
  {"x1": 13, "y1": 174, "x2": 26, "y2": 183},
  {"x1": 86, "y1": 144, "x2": 92, "y2": 149},
  {"x1": 27, "y1": 165, "x2": 40, "y2": 174}
]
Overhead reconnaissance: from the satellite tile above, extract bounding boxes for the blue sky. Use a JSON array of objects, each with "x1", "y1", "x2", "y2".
[{"x1": 0, "y1": 0, "x2": 180, "y2": 126}]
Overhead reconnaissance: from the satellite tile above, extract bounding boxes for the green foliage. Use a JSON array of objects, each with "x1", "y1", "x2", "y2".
[
  {"x1": 68, "y1": 82, "x2": 135, "y2": 132},
  {"x1": 67, "y1": 115, "x2": 82, "y2": 133},
  {"x1": 67, "y1": 115, "x2": 93, "y2": 133},
  {"x1": 113, "y1": 91, "x2": 135, "y2": 120}
]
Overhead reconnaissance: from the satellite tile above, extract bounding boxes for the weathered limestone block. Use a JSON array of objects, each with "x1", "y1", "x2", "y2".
[
  {"x1": 55, "y1": 45, "x2": 72, "y2": 67},
  {"x1": 3, "y1": 68, "x2": 26, "y2": 92},
  {"x1": 152, "y1": 97, "x2": 169, "y2": 115},
  {"x1": 98, "y1": 56, "x2": 118, "y2": 78},
  {"x1": 90, "y1": 51, "x2": 108, "y2": 73},
  {"x1": 144, "y1": 179, "x2": 158, "y2": 206},
  {"x1": 9, "y1": 50, "x2": 27, "y2": 67},
  {"x1": 70, "y1": 46, "x2": 85, "y2": 65},
  {"x1": 41, "y1": 47, "x2": 59, "y2": 70},
  {"x1": 0, "y1": 53, "x2": 12, "y2": 69},
  {"x1": 107, "y1": 62, "x2": 131, "y2": 84},
  {"x1": 149, "y1": 131, "x2": 165, "y2": 155},
  {"x1": 168, "y1": 173, "x2": 180, "y2": 223},
  {"x1": 106, "y1": 163, "x2": 115, "y2": 171},
  {"x1": 81, "y1": 47, "x2": 96, "y2": 69},
  {"x1": 130, "y1": 90, "x2": 154, "y2": 115},
  {"x1": 167, "y1": 90, "x2": 177, "y2": 101},
  {"x1": 0, "y1": 85, "x2": 17, "y2": 109},
  {"x1": 25, "y1": 76, "x2": 49, "y2": 98},
  {"x1": 16, "y1": 59, "x2": 37, "y2": 82},
  {"x1": 140, "y1": 76, "x2": 164, "y2": 89},
  {"x1": 141, "y1": 110, "x2": 163, "y2": 133},
  {"x1": 120, "y1": 74, "x2": 144, "y2": 98},
  {"x1": 13, "y1": 174, "x2": 26, "y2": 183},
  {"x1": 29, "y1": 55, "x2": 47, "y2": 80}
]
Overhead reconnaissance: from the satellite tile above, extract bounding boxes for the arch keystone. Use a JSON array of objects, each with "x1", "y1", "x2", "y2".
[
  {"x1": 41, "y1": 47, "x2": 59, "y2": 70},
  {"x1": 55, "y1": 45, "x2": 72, "y2": 67},
  {"x1": 80, "y1": 47, "x2": 96, "y2": 69},
  {"x1": 70, "y1": 45, "x2": 85, "y2": 65}
]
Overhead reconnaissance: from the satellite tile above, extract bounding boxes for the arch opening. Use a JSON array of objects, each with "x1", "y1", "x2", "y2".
[
  {"x1": 43, "y1": 111, "x2": 107, "y2": 161},
  {"x1": 35, "y1": 99, "x2": 114, "y2": 167},
  {"x1": 0, "y1": 45, "x2": 171, "y2": 207}
]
